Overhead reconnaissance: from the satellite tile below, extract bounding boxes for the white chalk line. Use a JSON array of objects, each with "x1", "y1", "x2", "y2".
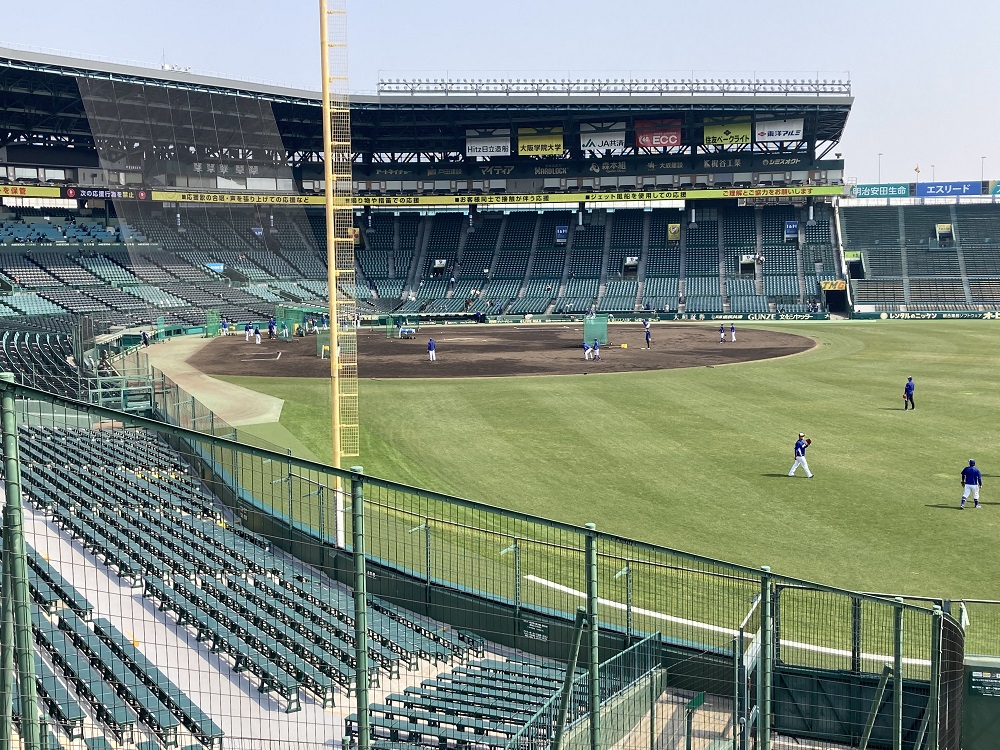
[
  {"x1": 240, "y1": 352, "x2": 282, "y2": 362},
  {"x1": 524, "y1": 575, "x2": 931, "y2": 667}
]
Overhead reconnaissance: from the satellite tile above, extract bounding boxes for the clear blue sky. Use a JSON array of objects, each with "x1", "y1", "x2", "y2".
[{"x1": 3, "y1": 1, "x2": 996, "y2": 184}]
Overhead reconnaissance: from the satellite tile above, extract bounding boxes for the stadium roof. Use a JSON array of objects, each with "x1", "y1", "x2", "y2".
[{"x1": 0, "y1": 45, "x2": 853, "y2": 165}]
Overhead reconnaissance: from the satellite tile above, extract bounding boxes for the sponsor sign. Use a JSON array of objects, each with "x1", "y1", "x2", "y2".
[
  {"x1": 0, "y1": 185, "x2": 61, "y2": 198},
  {"x1": 991, "y1": 180, "x2": 1000, "y2": 196},
  {"x1": 555, "y1": 225, "x2": 569, "y2": 245},
  {"x1": 625, "y1": 256, "x2": 639, "y2": 265},
  {"x1": 849, "y1": 183, "x2": 910, "y2": 198},
  {"x1": 915, "y1": 181, "x2": 981, "y2": 197},
  {"x1": 636, "y1": 119, "x2": 682, "y2": 149},
  {"x1": 755, "y1": 118, "x2": 805, "y2": 142},
  {"x1": 517, "y1": 128, "x2": 563, "y2": 156},
  {"x1": 970, "y1": 671, "x2": 1000, "y2": 697},
  {"x1": 820, "y1": 280, "x2": 847, "y2": 291},
  {"x1": 703, "y1": 119, "x2": 751, "y2": 146},
  {"x1": 667, "y1": 223, "x2": 681, "y2": 241},
  {"x1": 579, "y1": 131, "x2": 626, "y2": 150},
  {"x1": 205, "y1": 263, "x2": 224, "y2": 273},
  {"x1": 784, "y1": 220, "x2": 799, "y2": 241},
  {"x1": 432, "y1": 259, "x2": 447, "y2": 269},
  {"x1": 843, "y1": 251, "x2": 862, "y2": 260},
  {"x1": 935, "y1": 223, "x2": 953, "y2": 234},
  {"x1": 580, "y1": 122, "x2": 626, "y2": 151},
  {"x1": 465, "y1": 136, "x2": 511, "y2": 158}
]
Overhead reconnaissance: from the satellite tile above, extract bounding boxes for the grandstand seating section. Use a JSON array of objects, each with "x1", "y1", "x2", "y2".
[
  {"x1": 3, "y1": 201, "x2": 1000, "y2": 330},
  {"x1": 13, "y1": 424, "x2": 532, "y2": 748}
]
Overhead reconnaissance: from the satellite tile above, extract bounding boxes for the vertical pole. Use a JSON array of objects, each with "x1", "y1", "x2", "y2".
[
  {"x1": 553, "y1": 607, "x2": 588, "y2": 750},
  {"x1": 893, "y1": 597, "x2": 904, "y2": 750},
  {"x1": 286, "y1": 452, "x2": 294, "y2": 525},
  {"x1": 649, "y1": 660, "x2": 657, "y2": 750},
  {"x1": 0, "y1": 373, "x2": 41, "y2": 750},
  {"x1": 424, "y1": 520, "x2": 432, "y2": 587},
  {"x1": 319, "y1": 0, "x2": 344, "y2": 528},
  {"x1": 732, "y1": 637, "x2": 739, "y2": 750},
  {"x1": 350, "y1": 467, "x2": 369, "y2": 750},
  {"x1": 513, "y1": 538, "x2": 521, "y2": 612},
  {"x1": 585, "y1": 522, "x2": 600, "y2": 750},
  {"x1": 0, "y1": 545, "x2": 14, "y2": 748},
  {"x1": 928, "y1": 605, "x2": 942, "y2": 750},
  {"x1": 738, "y1": 628, "x2": 747, "y2": 750},
  {"x1": 772, "y1": 585, "x2": 782, "y2": 664},
  {"x1": 626, "y1": 564, "x2": 633, "y2": 638},
  {"x1": 685, "y1": 709, "x2": 694, "y2": 750},
  {"x1": 758, "y1": 566, "x2": 772, "y2": 750},
  {"x1": 318, "y1": 486, "x2": 326, "y2": 541},
  {"x1": 851, "y1": 596, "x2": 863, "y2": 673}
]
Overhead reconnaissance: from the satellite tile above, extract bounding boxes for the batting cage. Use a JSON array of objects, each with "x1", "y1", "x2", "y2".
[
  {"x1": 584, "y1": 313, "x2": 609, "y2": 345},
  {"x1": 384, "y1": 316, "x2": 419, "y2": 339}
]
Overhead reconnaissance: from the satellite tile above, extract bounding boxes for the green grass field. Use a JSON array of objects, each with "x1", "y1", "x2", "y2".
[{"x1": 218, "y1": 320, "x2": 1000, "y2": 602}]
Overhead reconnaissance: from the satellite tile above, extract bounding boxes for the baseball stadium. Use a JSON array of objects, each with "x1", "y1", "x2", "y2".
[{"x1": 0, "y1": 6, "x2": 997, "y2": 750}]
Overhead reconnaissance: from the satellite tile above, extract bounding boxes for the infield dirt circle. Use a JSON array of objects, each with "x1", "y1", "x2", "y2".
[{"x1": 186, "y1": 323, "x2": 814, "y2": 379}]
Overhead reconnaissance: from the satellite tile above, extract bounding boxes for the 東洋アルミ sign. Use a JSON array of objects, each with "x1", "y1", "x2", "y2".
[{"x1": 755, "y1": 118, "x2": 804, "y2": 142}]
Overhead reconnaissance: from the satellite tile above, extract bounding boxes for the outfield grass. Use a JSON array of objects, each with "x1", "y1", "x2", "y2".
[{"x1": 219, "y1": 320, "x2": 1000, "y2": 602}]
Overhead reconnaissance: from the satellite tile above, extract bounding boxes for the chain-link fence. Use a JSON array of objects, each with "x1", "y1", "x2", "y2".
[{"x1": 0, "y1": 380, "x2": 969, "y2": 749}]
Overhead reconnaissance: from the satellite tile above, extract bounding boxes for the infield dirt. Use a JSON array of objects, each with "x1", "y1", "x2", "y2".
[{"x1": 186, "y1": 323, "x2": 814, "y2": 379}]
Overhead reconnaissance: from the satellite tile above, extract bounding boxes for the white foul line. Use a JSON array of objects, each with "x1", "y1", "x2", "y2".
[{"x1": 524, "y1": 575, "x2": 930, "y2": 667}]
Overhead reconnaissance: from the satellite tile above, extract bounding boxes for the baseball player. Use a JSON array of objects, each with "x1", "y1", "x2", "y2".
[
  {"x1": 244, "y1": 322, "x2": 252, "y2": 341},
  {"x1": 730, "y1": 323, "x2": 736, "y2": 343},
  {"x1": 719, "y1": 325, "x2": 726, "y2": 343},
  {"x1": 592, "y1": 339, "x2": 602, "y2": 361},
  {"x1": 788, "y1": 432, "x2": 813, "y2": 478},
  {"x1": 961, "y1": 459, "x2": 982, "y2": 509},
  {"x1": 253, "y1": 325, "x2": 261, "y2": 345},
  {"x1": 427, "y1": 338, "x2": 437, "y2": 362},
  {"x1": 903, "y1": 377, "x2": 915, "y2": 411},
  {"x1": 583, "y1": 341, "x2": 593, "y2": 360}
]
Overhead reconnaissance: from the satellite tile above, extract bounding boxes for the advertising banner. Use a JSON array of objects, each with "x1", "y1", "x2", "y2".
[
  {"x1": 517, "y1": 128, "x2": 564, "y2": 156},
  {"x1": 991, "y1": 180, "x2": 1000, "y2": 195},
  {"x1": 579, "y1": 131, "x2": 626, "y2": 150},
  {"x1": 755, "y1": 118, "x2": 805, "y2": 142},
  {"x1": 784, "y1": 220, "x2": 799, "y2": 241},
  {"x1": 555, "y1": 225, "x2": 569, "y2": 245},
  {"x1": 849, "y1": 183, "x2": 910, "y2": 198},
  {"x1": 820, "y1": 280, "x2": 847, "y2": 291},
  {"x1": 580, "y1": 122, "x2": 626, "y2": 151},
  {"x1": 915, "y1": 181, "x2": 981, "y2": 197},
  {"x1": 636, "y1": 119, "x2": 682, "y2": 149},
  {"x1": 667, "y1": 223, "x2": 681, "y2": 241},
  {"x1": 465, "y1": 136, "x2": 511, "y2": 158},
  {"x1": 703, "y1": 119, "x2": 751, "y2": 146},
  {"x1": 1, "y1": 185, "x2": 62, "y2": 198}
]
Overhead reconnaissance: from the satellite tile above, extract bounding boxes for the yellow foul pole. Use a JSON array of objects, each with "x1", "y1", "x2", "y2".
[{"x1": 320, "y1": 0, "x2": 358, "y2": 547}]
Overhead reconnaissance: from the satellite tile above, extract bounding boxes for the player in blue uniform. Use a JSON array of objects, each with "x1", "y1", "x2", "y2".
[
  {"x1": 903, "y1": 376, "x2": 915, "y2": 410},
  {"x1": 583, "y1": 341, "x2": 593, "y2": 360},
  {"x1": 961, "y1": 459, "x2": 982, "y2": 509},
  {"x1": 427, "y1": 338, "x2": 437, "y2": 362},
  {"x1": 592, "y1": 339, "x2": 601, "y2": 361},
  {"x1": 719, "y1": 325, "x2": 726, "y2": 343},
  {"x1": 788, "y1": 432, "x2": 813, "y2": 478},
  {"x1": 730, "y1": 323, "x2": 736, "y2": 343}
]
